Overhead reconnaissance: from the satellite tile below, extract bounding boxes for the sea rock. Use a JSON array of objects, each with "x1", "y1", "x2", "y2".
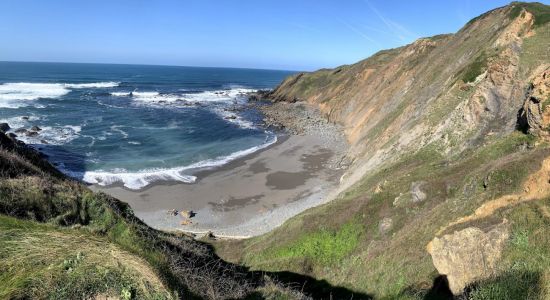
[
  {"x1": 427, "y1": 220, "x2": 510, "y2": 295},
  {"x1": 15, "y1": 128, "x2": 28, "y2": 134},
  {"x1": 0, "y1": 123, "x2": 10, "y2": 132},
  {"x1": 30, "y1": 125, "x2": 42, "y2": 132},
  {"x1": 26, "y1": 131, "x2": 39, "y2": 137},
  {"x1": 411, "y1": 181, "x2": 427, "y2": 202}
]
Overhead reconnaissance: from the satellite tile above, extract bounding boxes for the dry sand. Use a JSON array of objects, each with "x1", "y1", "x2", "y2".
[{"x1": 92, "y1": 132, "x2": 348, "y2": 237}]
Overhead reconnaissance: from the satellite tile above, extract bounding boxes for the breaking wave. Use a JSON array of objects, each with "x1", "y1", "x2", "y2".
[
  {"x1": 76, "y1": 134, "x2": 277, "y2": 190},
  {"x1": 0, "y1": 82, "x2": 120, "y2": 108}
]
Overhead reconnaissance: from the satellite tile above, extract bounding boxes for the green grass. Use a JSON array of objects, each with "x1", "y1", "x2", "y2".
[
  {"x1": 236, "y1": 130, "x2": 547, "y2": 299},
  {"x1": 466, "y1": 198, "x2": 550, "y2": 299},
  {"x1": 252, "y1": 220, "x2": 364, "y2": 267},
  {"x1": 461, "y1": 52, "x2": 488, "y2": 83},
  {"x1": 0, "y1": 215, "x2": 173, "y2": 300},
  {"x1": 510, "y1": 2, "x2": 550, "y2": 27}
]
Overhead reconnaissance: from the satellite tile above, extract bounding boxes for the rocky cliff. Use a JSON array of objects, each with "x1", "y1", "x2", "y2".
[{"x1": 221, "y1": 2, "x2": 550, "y2": 299}]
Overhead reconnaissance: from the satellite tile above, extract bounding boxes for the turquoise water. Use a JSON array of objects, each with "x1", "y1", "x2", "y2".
[{"x1": 0, "y1": 62, "x2": 294, "y2": 189}]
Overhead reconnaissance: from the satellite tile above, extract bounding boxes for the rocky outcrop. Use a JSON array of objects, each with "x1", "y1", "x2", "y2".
[
  {"x1": 427, "y1": 220, "x2": 510, "y2": 295},
  {"x1": 410, "y1": 181, "x2": 427, "y2": 203},
  {"x1": 517, "y1": 67, "x2": 550, "y2": 135},
  {"x1": 0, "y1": 123, "x2": 10, "y2": 132}
]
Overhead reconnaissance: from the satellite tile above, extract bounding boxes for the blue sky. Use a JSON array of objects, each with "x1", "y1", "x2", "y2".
[{"x1": 0, "y1": 0, "x2": 548, "y2": 71}]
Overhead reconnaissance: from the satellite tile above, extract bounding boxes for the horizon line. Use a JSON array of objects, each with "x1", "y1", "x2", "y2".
[{"x1": 0, "y1": 60, "x2": 303, "y2": 73}]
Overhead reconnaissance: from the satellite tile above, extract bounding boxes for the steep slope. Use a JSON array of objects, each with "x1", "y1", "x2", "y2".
[{"x1": 218, "y1": 2, "x2": 550, "y2": 299}]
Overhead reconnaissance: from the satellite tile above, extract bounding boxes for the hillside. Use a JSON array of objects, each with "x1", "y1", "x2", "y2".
[{"x1": 215, "y1": 2, "x2": 550, "y2": 299}]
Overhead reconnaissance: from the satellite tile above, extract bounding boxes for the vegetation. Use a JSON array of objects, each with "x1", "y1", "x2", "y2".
[
  {"x1": 510, "y1": 2, "x2": 550, "y2": 27},
  {"x1": 249, "y1": 220, "x2": 363, "y2": 267},
  {"x1": 223, "y1": 130, "x2": 548, "y2": 299},
  {"x1": 460, "y1": 52, "x2": 488, "y2": 83}
]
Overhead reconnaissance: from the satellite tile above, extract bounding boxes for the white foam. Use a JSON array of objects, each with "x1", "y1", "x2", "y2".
[
  {"x1": 110, "y1": 125, "x2": 129, "y2": 139},
  {"x1": 81, "y1": 168, "x2": 198, "y2": 190},
  {"x1": 0, "y1": 83, "x2": 69, "y2": 107},
  {"x1": 124, "y1": 88, "x2": 258, "y2": 129},
  {"x1": 212, "y1": 108, "x2": 256, "y2": 129},
  {"x1": 64, "y1": 82, "x2": 119, "y2": 88},
  {"x1": 131, "y1": 92, "x2": 187, "y2": 103},
  {"x1": 124, "y1": 88, "x2": 255, "y2": 105},
  {"x1": 111, "y1": 92, "x2": 131, "y2": 97},
  {"x1": 184, "y1": 88, "x2": 255, "y2": 103},
  {"x1": 11, "y1": 125, "x2": 82, "y2": 145},
  {"x1": 0, "y1": 82, "x2": 119, "y2": 108},
  {"x1": 79, "y1": 134, "x2": 277, "y2": 190}
]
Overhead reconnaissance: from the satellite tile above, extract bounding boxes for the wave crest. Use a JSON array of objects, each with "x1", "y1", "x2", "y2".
[
  {"x1": 76, "y1": 134, "x2": 277, "y2": 190},
  {"x1": 0, "y1": 82, "x2": 120, "y2": 108}
]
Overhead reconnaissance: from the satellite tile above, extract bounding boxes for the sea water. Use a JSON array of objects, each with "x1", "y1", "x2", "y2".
[{"x1": 0, "y1": 62, "x2": 294, "y2": 189}]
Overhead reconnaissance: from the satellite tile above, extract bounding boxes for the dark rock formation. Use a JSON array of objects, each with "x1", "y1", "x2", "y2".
[{"x1": 0, "y1": 123, "x2": 10, "y2": 132}]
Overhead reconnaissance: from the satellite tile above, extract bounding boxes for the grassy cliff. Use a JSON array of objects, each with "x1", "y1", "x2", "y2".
[{"x1": 216, "y1": 2, "x2": 550, "y2": 299}]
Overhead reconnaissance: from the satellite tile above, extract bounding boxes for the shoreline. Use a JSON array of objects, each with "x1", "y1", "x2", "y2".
[{"x1": 92, "y1": 99, "x2": 351, "y2": 238}]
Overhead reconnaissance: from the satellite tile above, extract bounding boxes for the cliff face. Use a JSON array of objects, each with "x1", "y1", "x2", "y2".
[
  {"x1": 269, "y1": 3, "x2": 548, "y2": 180},
  {"x1": 230, "y1": 3, "x2": 550, "y2": 299}
]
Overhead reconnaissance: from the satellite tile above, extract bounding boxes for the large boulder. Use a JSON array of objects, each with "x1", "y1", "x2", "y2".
[{"x1": 427, "y1": 220, "x2": 510, "y2": 295}]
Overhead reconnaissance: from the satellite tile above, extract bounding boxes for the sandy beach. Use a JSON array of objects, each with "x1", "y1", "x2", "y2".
[{"x1": 92, "y1": 102, "x2": 349, "y2": 237}]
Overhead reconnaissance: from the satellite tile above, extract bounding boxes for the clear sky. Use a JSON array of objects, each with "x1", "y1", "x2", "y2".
[{"x1": 1, "y1": 0, "x2": 548, "y2": 71}]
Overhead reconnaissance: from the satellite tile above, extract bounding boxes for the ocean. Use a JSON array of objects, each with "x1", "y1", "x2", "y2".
[{"x1": 0, "y1": 61, "x2": 295, "y2": 189}]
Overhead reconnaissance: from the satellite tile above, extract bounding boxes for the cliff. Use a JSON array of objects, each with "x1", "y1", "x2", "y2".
[{"x1": 219, "y1": 2, "x2": 550, "y2": 299}]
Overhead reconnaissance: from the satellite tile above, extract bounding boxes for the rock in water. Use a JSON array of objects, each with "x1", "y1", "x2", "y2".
[
  {"x1": 30, "y1": 125, "x2": 42, "y2": 132},
  {"x1": 427, "y1": 220, "x2": 509, "y2": 295},
  {"x1": 15, "y1": 128, "x2": 28, "y2": 134},
  {"x1": 0, "y1": 123, "x2": 10, "y2": 132}
]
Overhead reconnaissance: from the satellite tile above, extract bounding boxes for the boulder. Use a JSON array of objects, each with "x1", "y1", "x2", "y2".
[
  {"x1": 378, "y1": 217, "x2": 393, "y2": 234},
  {"x1": 427, "y1": 220, "x2": 510, "y2": 295},
  {"x1": 411, "y1": 181, "x2": 427, "y2": 202},
  {"x1": 0, "y1": 123, "x2": 10, "y2": 132},
  {"x1": 30, "y1": 125, "x2": 42, "y2": 131},
  {"x1": 15, "y1": 128, "x2": 28, "y2": 134}
]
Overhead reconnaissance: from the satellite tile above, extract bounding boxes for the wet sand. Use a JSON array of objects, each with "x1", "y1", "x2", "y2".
[{"x1": 92, "y1": 133, "x2": 346, "y2": 237}]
